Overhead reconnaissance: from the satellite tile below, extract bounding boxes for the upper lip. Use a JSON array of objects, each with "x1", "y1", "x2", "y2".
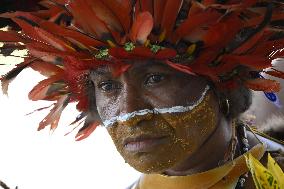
[{"x1": 123, "y1": 134, "x2": 168, "y2": 146}]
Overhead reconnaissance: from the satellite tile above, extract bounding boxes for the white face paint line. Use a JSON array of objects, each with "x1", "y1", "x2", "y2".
[{"x1": 103, "y1": 85, "x2": 210, "y2": 128}]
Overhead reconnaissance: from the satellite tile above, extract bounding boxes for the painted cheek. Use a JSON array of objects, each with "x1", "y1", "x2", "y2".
[{"x1": 161, "y1": 93, "x2": 218, "y2": 152}]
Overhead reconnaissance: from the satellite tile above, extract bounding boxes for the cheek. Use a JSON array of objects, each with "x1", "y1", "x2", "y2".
[
  {"x1": 163, "y1": 92, "x2": 219, "y2": 154},
  {"x1": 96, "y1": 93, "x2": 120, "y2": 121}
]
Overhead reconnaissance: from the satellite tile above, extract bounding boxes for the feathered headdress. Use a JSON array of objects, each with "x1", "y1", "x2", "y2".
[{"x1": 1, "y1": 0, "x2": 284, "y2": 140}]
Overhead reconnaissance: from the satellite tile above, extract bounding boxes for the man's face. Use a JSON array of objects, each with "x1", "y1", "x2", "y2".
[{"x1": 91, "y1": 61, "x2": 220, "y2": 173}]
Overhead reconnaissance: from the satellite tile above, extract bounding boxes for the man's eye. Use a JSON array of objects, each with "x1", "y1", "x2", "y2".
[
  {"x1": 145, "y1": 74, "x2": 165, "y2": 85},
  {"x1": 98, "y1": 81, "x2": 121, "y2": 92}
]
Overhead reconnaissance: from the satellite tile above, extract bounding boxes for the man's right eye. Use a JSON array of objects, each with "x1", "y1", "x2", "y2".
[{"x1": 98, "y1": 80, "x2": 121, "y2": 92}]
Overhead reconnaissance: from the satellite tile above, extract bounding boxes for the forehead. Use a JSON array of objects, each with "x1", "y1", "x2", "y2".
[{"x1": 91, "y1": 60, "x2": 190, "y2": 78}]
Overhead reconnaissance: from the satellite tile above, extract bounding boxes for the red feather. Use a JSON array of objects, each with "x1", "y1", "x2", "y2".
[
  {"x1": 165, "y1": 61, "x2": 195, "y2": 75},
  {"x1": 153, "y1": 0, "x2": 167, "y2": 30},
  {"x1": 130, "y1": 12, "x2": 154, "y2": 44},
  {"x1": 140, "y1": 0, "x2": 154, "y2": 14},
  {"x1": 66, "y1": 0, "x2": 111, "y2": 39},
  {"x1": 75, "y1": 121, "x2": 100, "y2": 141},
  {"x1": 160, "y1": 0, "x2": 183, "y2": 38},
  {"x1": 202, "y1": 0, "x2": 216, "y2": 6},
  {"x1": 187, "y1": 1, "x2": 205, "y2": 17},
  {"x1": 100, "y1": 0, "x2": 132, "y2": 32},
  {"x1": 252, "y1": 38, "x2": 284, "y2": 57},
  {"x1": 33, "y1": 27, "x2": 75, "y2": 51},
  {"x1": 86, "y1": 0, "x2": 123, "y2": 33},
  {"x1": 0, "y1": 11, "x2": 42, "y2": 25},
  {"x1": 19, "y1": 20, "x2": 75, "y2": 52},
  {"x1": 155, "y1": 48, "x2": 177, "y2": 59},
  {"x1": 244, "y1": 78, "x2": 280, "y2": 92},
  {"x1": 207, "y1": 0, "x2": 257, "y2": 10},
  {"x1": 29, "y1": 60, "x2": 64, "y2": 77},
  {"x1": 0, "y1": 30, "x2": 27, "y2": 43},
  {"x1": 25, "y1": 105, "x2": 54, "y2": 116},
  {"x1": 265, "y1": 69, "x2": 284, "y2": 80},
  {"x1": 28, "y1": 74, "x2": 63, "y2": 101},
  {"x1": 246, "y1": 12, "x2": 284, "y2": 29},
  {"x1": 174, "y1": 10, "x2": 221, "y2": 42},
  {"x1": 220, "y1": 55, "x2": 272, "y2": 71},
  {"x1": 203, "y1": 13, "x2": 243, "y2": 48},
  {"x1": 40, "y1": 21, "x2": 106, "y2": 48},
  {"x1": 38, "y1": 94, "x2": 70, "y2": 131},
  {"x1": 233, "y1": 30, "x2": 265, "y2": 54},
  {"x1": 10, "y1": 16, "x2": 77, "y2": 52},
  {"x1": 11, "y1": 17, "x2": 45, "y2": 43},
  {"x1": 26, "y1": 42, "x2": 88, "y2": 62}
]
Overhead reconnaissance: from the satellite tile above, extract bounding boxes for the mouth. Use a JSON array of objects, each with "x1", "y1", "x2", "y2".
[{"x1": 123, "y1": 135, "x2": 169, "y2": 153}]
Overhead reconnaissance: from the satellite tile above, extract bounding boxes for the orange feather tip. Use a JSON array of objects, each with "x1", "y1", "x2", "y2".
[{"x1": 244, "y1": 78, "x2": 281, "y2": 92}]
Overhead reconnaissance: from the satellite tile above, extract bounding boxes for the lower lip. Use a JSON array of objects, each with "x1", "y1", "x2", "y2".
[{"x1": 124, "y1": 137, "x2": 168, "y2": 153}]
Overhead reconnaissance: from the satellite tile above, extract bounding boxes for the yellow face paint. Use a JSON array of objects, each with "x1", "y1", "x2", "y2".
[{"x1": 107, "y1": 90, "x2": 220, "y2": 174}]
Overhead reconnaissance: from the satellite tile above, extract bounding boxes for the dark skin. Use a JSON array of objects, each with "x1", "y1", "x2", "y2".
[
  {"x1": 90, "y1": 60, "x2": 284, "y2": 188},
  {"x1": 91, "y1": 60, "x2": 233, "y2": 175}
]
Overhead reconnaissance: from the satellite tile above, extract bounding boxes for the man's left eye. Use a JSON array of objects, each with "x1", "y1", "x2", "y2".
[{"x1": 145, "y1": 74, "x2": 165, "y2": 85}]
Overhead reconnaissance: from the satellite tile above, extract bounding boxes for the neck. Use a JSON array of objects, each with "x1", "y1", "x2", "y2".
[{"x1": 164, "y1": 117, "x2": 233, "y2": 176}]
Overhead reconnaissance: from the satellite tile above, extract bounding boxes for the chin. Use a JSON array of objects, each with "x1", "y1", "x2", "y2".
[
  {"x1": 127, "y1": 157, "x2": 175, "y2": 174},
  {"x1": 121, "y1": 148, "x2": 185, "y2": 174}
]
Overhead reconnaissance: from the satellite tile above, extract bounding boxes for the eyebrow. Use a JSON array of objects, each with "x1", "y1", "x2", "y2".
[{"x1": 132, "y1": 62, "x2": 173, "y2": 77}]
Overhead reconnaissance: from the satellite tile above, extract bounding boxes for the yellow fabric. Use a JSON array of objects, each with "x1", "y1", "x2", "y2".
[
  {"x1": 246, "y1": 153, "x2": 284, "y2": 189},
  {"x1": 134, "y1": 144, "x2": 266, "y2": 189}
]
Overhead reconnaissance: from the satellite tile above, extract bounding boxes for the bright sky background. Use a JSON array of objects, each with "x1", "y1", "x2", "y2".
[{"x1": 0, "y1": 51, "x2": 140, "y2": 189}]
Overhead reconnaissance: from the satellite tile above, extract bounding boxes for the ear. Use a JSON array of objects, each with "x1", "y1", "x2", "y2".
[
  {"x1": 218, "y1": 92, "x2": 230, "y2": 118},
  {"x1": 209, "y1": 84, "x2": 231, "y2": 118}
]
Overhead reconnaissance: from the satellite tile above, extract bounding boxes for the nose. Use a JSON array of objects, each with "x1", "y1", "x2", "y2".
[{"x1": 118, "y1": 83, "x2": 153, "y2": 127}]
